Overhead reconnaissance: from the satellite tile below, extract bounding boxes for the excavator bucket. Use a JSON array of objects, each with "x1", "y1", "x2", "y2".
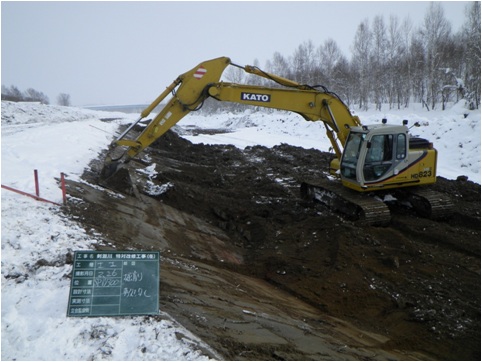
[
  {"x1": 100, "y1": 160, "x2": 121, "y2": 180},
  {"x1": 99, "y1": 161, "x2": 137, "y2": 196}
]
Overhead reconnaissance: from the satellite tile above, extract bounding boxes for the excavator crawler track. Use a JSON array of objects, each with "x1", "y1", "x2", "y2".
[
  {"x1": 398, "y1": 187, "x2": 454, "y2": 219},
  {"x1": 301, "y1": 179, "x2": 391, "y2": 225}
]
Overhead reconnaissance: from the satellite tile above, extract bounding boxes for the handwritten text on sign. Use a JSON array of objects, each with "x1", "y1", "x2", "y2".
[{"x1": 67, "y1": 251, "x2": 160, "y2": 317}]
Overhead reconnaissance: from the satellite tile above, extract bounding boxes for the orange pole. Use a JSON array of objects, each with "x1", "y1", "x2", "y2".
[{"x1": 61, "y1": 173, "x2": 67, "y2": 204}]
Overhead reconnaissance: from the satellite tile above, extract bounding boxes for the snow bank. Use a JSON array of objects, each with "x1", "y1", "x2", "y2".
[
  {"x1": 1, "y1": 102, "x2": 213, "y2": 361},
  {"x1": 180, "y1": 103, "x2": 480, "y2": 184}
]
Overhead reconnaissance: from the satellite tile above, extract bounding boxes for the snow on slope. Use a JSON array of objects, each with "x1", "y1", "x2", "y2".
[
  {"x1": 1, "y1": 103, "x2": 129, "y2": 201},
  {"x1": 1, "y1": 100, "x2": 480, "y2": 360},
  {"x1": 1, "y1": 102, "x2": 214, "y2": 361}
]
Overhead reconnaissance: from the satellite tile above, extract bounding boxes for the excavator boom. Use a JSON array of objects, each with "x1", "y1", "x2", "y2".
[
  {"x1": 206, "y1": 82, "x2": 361, "y2": 158},
  {"x1": 114, "y1": 57, "x2": 231, "y2": 159}
]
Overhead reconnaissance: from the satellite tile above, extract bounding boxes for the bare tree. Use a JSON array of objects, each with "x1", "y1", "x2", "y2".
[
  {"x1": 57, "y1": 93, "x2": 71, "y2": 106},
  {"x1": 224, "y1": 65, "x2": 245, "y2": 83},
  {"x1": 399, "y1": 16, "x2": 414, "y2": 108},
  {"x1": 371, "y1": 15, "x2": 388, "y2": 110},
  {"x1": 317, "y1": 38, "x2": 343, "y2": 89},
  {"x1": 462, "y1": 1, "x2": 481, "y2": 109},
  {"x1": 266, "y1": 52, "x2": 290, "y2": 80},
  {"x1": 352, "y1": 19, "x2": 372, "y2": 110},
  {"x1": 332, "y1": 55, "x2": 355, "y2": 106},
  {"x1": 385, "y1": 15, "x2": 403, "y2": 108},
  {"x1": 2, "y1": 85, "x2": 23, "y2": 102},
  {"x1": 420, "y1": 2, "x2": 452, "y2": 109},
  {"x1": 291, "y1": 40, "x2": 316, "y2": 84},
  {"x1": 25, "y1": 88, "x2": 49, "y2": 104}
]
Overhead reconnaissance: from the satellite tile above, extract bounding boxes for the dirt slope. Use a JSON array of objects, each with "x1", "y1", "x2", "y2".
[{"x1": 66, "y1": 127, "x2": 480, "y2": 360}]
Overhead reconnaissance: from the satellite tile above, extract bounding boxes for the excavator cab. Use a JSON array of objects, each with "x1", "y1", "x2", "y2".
[{"x1": 340, "y1": 123, "x2": 437, "y2": 192}]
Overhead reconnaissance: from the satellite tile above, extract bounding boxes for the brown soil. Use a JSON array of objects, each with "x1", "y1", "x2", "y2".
[{"x1": 65, "y1": 127, "x2": 480, "y2": 360}]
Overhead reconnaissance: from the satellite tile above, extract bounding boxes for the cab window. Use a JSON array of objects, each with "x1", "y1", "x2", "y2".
[
  {"x1": 341, "y1": 132, "x2": 365, "y2": 180},
  {"x1": 396, "y1": 133, "x2": 406, "y2": 159},
  {"x1": 364, "y1": 134, "x2": 393, "y2": 181},
  {"x1": 366, "y1": 134, "x2": 393, "y2": 162}
]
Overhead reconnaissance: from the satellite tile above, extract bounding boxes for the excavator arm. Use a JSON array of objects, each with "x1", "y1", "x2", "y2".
[{"x1": 106, "y1": 56, "x2": 360, "y2": 164}]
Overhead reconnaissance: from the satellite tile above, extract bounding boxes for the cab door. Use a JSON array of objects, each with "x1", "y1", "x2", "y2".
[{"x1": 362, "y1": 132, "x2": 408, "y2": 184}]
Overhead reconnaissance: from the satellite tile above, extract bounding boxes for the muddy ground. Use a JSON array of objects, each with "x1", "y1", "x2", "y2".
[{"x1": 64, "y1": 125, "x2": 480, "y2": 360}]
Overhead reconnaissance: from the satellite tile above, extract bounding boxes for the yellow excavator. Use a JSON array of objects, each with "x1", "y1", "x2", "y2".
[{"x1": 101, "y1": 56, "x2": 452, "y2": 224}]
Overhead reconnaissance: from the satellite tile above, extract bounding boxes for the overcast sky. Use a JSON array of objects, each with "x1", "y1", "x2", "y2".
[{"x1": 2, "y1": 1, "x2": 472, "y2": 106}]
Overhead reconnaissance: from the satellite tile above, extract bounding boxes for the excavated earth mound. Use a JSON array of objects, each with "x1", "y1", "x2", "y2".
[{"x1": 65, "y1": 126, "x2": 480, "y2": 360}]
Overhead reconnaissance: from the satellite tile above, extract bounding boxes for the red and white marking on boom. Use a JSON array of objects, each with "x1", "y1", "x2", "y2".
[{"x1": 194, "y1": 66, "x2": 207, "y2": 79}]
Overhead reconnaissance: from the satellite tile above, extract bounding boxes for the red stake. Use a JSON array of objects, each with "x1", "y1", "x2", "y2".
[
  {"x1": 1, "y1": 184, "x2": 61, "y2": 206},
  {"x1": 61, "y1": 173, "x2": 67, "y2": 204}
]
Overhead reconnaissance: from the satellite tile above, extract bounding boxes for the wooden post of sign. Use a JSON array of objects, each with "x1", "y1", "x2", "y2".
[{"x1": 34, "y1": 169, "x2": 40, "y2": 197}]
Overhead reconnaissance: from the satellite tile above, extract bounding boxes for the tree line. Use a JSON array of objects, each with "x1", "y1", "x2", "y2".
[
  {"x1": 2, "y1": 3, "x2": 478, "y2": 113},
  {"x1": 216, "y1": 2, "x2": 480, "y2": 113},
  {"x1": 1, "y1": 84, "x2": 71, "y2": 106}
]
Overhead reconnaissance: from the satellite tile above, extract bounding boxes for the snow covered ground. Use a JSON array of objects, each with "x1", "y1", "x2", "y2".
[{"x1": 1, "y1": 100, "x2": 480, "y2": 360}]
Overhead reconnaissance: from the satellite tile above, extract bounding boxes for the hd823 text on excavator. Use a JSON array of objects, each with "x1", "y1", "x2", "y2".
[{"x1": 100, "y1": 56, "x2": 453, "y2": 225}]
